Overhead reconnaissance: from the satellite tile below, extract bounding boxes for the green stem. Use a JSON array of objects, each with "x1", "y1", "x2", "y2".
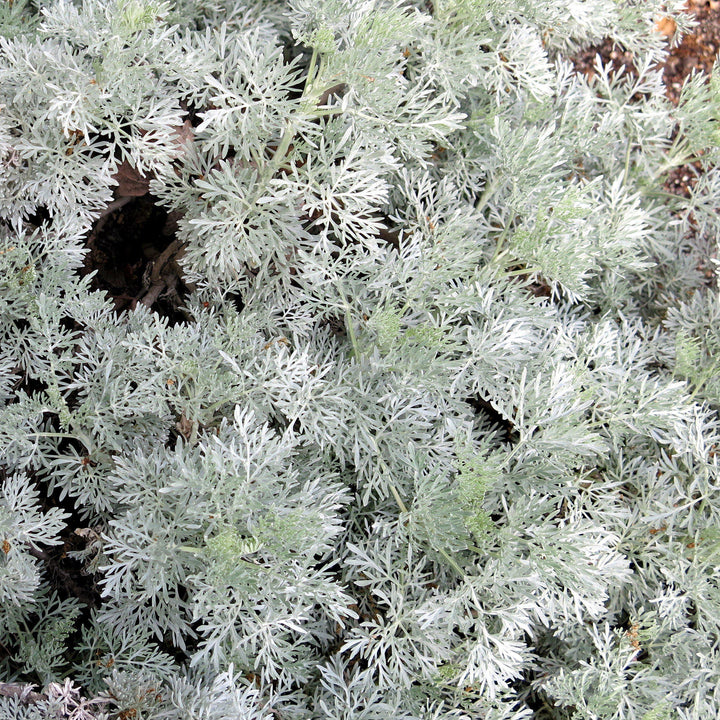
[
  {"x1": 344, "y1": 304, "x2": 361, "y2": 359},
  {"x1": 639, "y1": 187, "x2": 688, "y2": 202},
  {"x1": 491, "y1": 213, "x2": 516, "y2": 262},
  {"x1": 303, "y1": 47, "x2": 320, "y2": 96},
  {"x1": 264, "y1": 47, "x2": 321, "y2": 179},
  {"x1": 267, "y1": 120, "x2": 296, "y2": 176},
  {"x1": 651, "y1": 131, "x2": 701, "y2": 180},
  {"x1": 308, "y1": 106, "x2": 344, "y2": 117},
  {"x1": 622, "y1": 139, "x2": 632, "y2": 185},
  {"x1": 336, "y1": 281, "x2": 361, "y2": 359},
  {"x1": 26, "y1": 428, "x2": 95, "y2": 452},
  {"x1": 390, "y1": 483, "x2": 408, "y2": 513},
  {"x1": 652, "y1": 153, "x2": 696, "y2": 181},
  {"x1": 177, "y1": 545, "x2": 203, "y2": 555},
  {"x1": 687, "y1": 368, "x2": 719, "y2": 402},
  {"x1": 438, "y1": 548, "x2": 466, "y2": 577},
  {"x1": 501, "y1": 265, "x2": 542, "y2": 278},
  {"x1": 389, "y1": 481, "x2": 465, "y2": 577},
  {"x1": 475, "y1": 175, "x2": 503, "y2": 213}
]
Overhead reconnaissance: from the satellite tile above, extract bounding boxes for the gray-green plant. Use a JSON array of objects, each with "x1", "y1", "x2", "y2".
[{"x1": 1, "y1": 0, "x2": 719, "y2": 718}]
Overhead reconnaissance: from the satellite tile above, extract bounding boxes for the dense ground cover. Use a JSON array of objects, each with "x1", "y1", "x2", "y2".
[{"x1": 1, "y1": 1, "x2": 719, "y2": 718}]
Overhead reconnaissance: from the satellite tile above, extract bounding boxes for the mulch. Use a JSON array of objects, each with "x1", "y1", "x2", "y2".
[
  {"x1": 572, "y1": 1, "x2": 719, "y2": 196},
  {"x1": 572, "y1": 0, "x2": 720, "y2": 102},
  {"x1": 664, "y1": 0, "x2": 720, "y2": 104}
]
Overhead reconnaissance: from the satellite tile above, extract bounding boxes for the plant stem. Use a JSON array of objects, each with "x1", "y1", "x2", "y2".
[
  {"x1": 266, "y1": 47, "x2": 321, "y2": 178},
  {"x1": 475, "y1": 174, "x2": 502, "y2": 213}
]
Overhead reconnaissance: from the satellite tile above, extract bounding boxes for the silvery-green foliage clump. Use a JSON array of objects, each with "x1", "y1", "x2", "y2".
[{"x1": 1, "y1": 0, "x2": 719, "y2": 717}]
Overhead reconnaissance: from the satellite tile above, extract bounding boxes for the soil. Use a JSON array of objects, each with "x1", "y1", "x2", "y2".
[
  {"x1": 572, "y1": 0, "x2": 720, "y2": 100},
  {"x1": 660, "y1": 1, "x2": 720, "y2": 199},
  {"x1": 572, "y1": 0, "x2": 719, "y2": 197},
  {"x1": 82, "y1": 192, "x2": 190, "y2": 323},
  {"x1": 567, "y1": 1, "x2": 718, "y2": 294},
  {"x1": 663, "y1": 0, "x2": 720, "y2": 104}
]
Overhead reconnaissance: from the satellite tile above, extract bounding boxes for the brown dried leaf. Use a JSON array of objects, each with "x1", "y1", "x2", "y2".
[
  {"x1": 74, "y1": 527, "x2": 102, "y2": 543},
  {"x1": 112, "y1": 160, "x2": 150, "y2": 197},
  {"x1": 176, "y1": 413, "x2": 193, "y2": 440},
  {"x1": 171, "y1": 119, "x2": 194, "y2": 155}
]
